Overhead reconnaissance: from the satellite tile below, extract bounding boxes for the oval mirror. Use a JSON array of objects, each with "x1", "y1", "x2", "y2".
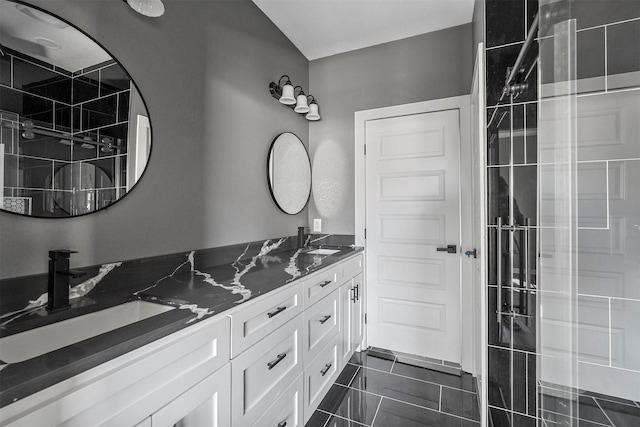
[
  {"x1": 0, "y1": 1, "x2": 151, "y2": 217},
  {"x1": 267, "y1": 132, "x2": 311, "y2": 215}
]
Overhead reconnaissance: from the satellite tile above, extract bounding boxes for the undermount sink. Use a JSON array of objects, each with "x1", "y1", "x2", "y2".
[
  {"x1": 0, "y1": 300, "x2": 175, "y2": 364},
  {"x1": 305, "y1": 248, "x2": 341, "y2": 255}
]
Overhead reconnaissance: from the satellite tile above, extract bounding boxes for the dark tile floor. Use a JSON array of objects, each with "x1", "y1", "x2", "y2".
[{"x1": 305, "y1": 348, "x2": 480, "y2": 427}]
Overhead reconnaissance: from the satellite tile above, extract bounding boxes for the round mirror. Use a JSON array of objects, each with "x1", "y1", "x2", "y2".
[
  {"x1": 0, "y1": 1, "x2": 151, "y2": 217},
  {"x1": 267, "y1": 132, "x2": 311, "y2": 215}
]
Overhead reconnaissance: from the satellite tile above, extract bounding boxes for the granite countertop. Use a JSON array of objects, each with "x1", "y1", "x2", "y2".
[{"x1": 0, "y1": 237, "x2": 363, "y2": 408}]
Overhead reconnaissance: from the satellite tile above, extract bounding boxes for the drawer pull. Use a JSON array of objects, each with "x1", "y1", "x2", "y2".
[
  {"x1": 277, "y1": 422, "x2": 287, "y2": 427},
  {"x1": 351, "y1": 287, "x2": 356, "y2": 303},
  {"x1": 267, "y1": 306, "x2": 287, "y2": 318},
  {"x1": 267, "y1": 352, "x2": 287, "y2": 370},
  {"x1": 355, "y1": 283, "x2": 359, "y2": 301},
  {"x1": 319, "y1": 314, "x2": 332, "y2": 324},
  {"x1": 319, "y1": 279, "x2": 332, "y2": 288},
  {"x1": 320, "y1": 363, "x2": 332, "y2": 376}
]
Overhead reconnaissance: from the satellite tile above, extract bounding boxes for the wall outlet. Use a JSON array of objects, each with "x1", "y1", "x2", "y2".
[{"x1": 313, "y1": 218, "x2": 322, "y2": 233}]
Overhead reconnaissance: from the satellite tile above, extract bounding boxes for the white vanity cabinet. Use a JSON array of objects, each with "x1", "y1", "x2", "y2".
[
  {"x1": 1, "y1": 251, "x2": 364, "y2": 427},
  {"x1": 0, "y1": 314, "x2": 231, "y2": 427}
]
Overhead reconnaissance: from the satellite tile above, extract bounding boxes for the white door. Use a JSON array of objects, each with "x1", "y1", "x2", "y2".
[{"x1": 365, "y1": 109, "x2": 462, "y2": 363}]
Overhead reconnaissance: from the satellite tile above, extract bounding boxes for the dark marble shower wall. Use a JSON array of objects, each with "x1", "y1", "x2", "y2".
[{"x1": 485, "y1": 0, "x2": 539, "y2": 426}]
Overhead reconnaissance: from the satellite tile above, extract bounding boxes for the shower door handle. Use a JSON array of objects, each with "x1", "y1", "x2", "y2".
[{"x1": 496, "y1": 218, "x2": 503, "y2": 326}]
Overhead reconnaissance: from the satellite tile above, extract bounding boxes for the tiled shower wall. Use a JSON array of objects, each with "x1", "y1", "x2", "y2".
[
  {"x1": 485, "y1": 0, "x2": 640, "y2": 425},
  {"x1": 0, "y1": 48, "x2": 130, "y2": 216}
]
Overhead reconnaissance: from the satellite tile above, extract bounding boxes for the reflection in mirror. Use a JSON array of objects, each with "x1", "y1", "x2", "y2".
[
  {"x1": 0, "y1": 1, "x2": 151, "y2": 217},
  {"x1": 267, "y1": 132, "x2": 311, "y2": 215}
]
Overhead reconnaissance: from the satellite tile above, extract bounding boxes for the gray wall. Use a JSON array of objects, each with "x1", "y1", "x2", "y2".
[
  {"x1": 0, "y1": 0, "x2": 309, "y2": 278},
  {"x1": 307, "y1": 24, "x2": 474, "y2": 234}
]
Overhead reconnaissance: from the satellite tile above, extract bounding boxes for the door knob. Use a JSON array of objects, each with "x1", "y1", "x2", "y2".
[{"x1": 436, "y1": 245, "x2": 457, "y2": 254}]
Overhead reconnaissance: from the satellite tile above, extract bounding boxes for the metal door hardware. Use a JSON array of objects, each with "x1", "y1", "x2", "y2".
[
  {"x1": 436, "y1": 245, "x2": 457, "y2": 254},
  {"x1": 464, "y1": 249, "x2": 478, "y2": 258}
]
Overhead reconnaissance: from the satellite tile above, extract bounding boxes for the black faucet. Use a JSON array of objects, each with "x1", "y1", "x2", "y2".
[
  {"x1": 47, "y1": 250, "x2": 86, "y2": 312},
  {"x1": 297, "y1": 227, "x2": 308, "y2": 249}
]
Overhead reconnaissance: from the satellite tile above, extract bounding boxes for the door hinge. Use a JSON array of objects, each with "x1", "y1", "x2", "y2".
[{"x1": 364, "y1": 313, "x2": 367, "y2": 324}]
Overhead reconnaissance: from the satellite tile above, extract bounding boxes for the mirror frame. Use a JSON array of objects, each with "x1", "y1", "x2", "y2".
[
  {"x1": 266, "y1": 132, "x2": 311, "y2": 215},
  {"x1": 0, "y1": 0, "x2": 153, "y2": 218}
]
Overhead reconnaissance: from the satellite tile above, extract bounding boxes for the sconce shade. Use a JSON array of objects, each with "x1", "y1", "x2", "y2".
[
  {"x1": 306, "y1": 102, "x2": 320, "y2": 121},
  {"x1": 125, "y1": 0, "x2": 165, "y2": 17},
  {"x1": 294, "y1": 94, "x2": 310, "y2": 113},
  {"x1": 279, "y1": 83, "x2": 296, "y2": 105}
]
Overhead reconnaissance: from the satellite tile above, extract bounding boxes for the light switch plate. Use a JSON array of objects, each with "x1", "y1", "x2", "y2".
[{"x1": 313, "y1": 218, "x2": 322, "y2": 232}]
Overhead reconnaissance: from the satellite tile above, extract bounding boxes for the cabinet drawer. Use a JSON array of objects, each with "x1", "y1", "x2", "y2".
[
  {"x1": 340, "y1": 253, "x2": 363, "y2": 284},
  {"x1": 232, "y1": 316, "x2": 303, "y2": 426},
  {"x1": 303, "y1": 267, "x2": 339, "y2": 309},
  {"x1": 252, "y1": 373, "x2": 303, "y2": 427},
  {"x1": 303, "y1": 289, "x2": 339, "y2": 366},
  {"x1": 230, "y1": 282, "x2": 302, "y2": 357},
  {"x1": 303, "y1": 337, "x2": 339, "y2": 422}
]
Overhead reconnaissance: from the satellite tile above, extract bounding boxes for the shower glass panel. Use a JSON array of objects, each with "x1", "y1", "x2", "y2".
[{"x1": 537, "y1": 1, "x2": 579, "y2": 423}]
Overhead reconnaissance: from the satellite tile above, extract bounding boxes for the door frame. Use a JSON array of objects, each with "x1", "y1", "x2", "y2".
[{"x1": 354, "y1": 95, "x2": 472, "y2": 370}]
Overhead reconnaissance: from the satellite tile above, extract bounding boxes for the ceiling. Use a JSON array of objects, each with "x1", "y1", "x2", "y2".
[
  {"x1": 0, "y1": 1, "x2": 110, "y2": 72},
  {"x1": 252, "y1": 0, "x2": 476, "y2": 60}
]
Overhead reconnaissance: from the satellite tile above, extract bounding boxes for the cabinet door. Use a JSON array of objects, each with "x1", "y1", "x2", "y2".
[
  {"x1": 304, "y1": 338, "x2": 339, "y2": 423},
  {"x1": 252, "y1": 373, "x2": 304, "y2": 427},
  {"x1": 151, "y1": 364, "x2": 231, "y2": 427},
  {"x1": 339, "y1": 282, "x2": 354, "y2": 368},
  {"x1": 351, "y1": 273, "x2": 364, "y2": 354}
]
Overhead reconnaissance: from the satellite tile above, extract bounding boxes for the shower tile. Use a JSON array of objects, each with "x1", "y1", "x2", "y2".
[
  {"x1": 611, "y1": 298, "x2": 640, "y2": 371},
  {"x1": 486, "y1": 0, "x2": 525, "y2": 48},
  {"x1": 512, "y1": 350, "x2": 528, "y2": 415},
  {"x1": 513, "y1": 165, "x2": 537, "y2": 225},
  {"x1": 578, "y1": 396, "x2": 613, "y2": 426},
  {"x1": 577, "y1": 161, "x2": 608, "y2": 229},
  {"x1": 572, "y1": 0, "x2": 640, "y2": 31},
  {"x1": 118, "y1": 91, "x2": 130, "y2": 123},
  {"x1": 607, "y1": 19, "x2": 640, "y2": 89},
  {"x1": 0, "y1": 54, "x2": 10, "y2": 87},
  {"x1": 54, "y1": 104, "x2": 72, "y2": 132},
  {"x1": 598, "y1": 398, "x2": 640, "y2": 427},
  {"x1": 489, "y1": 406, "x2": 512, "y2": 427},
  {"x1": 526, "y1": 353, "x2": 536, "y2": 417},
  {"x1": 82, "y1": 94, "x2": 118, "y2": 130},
  {"x1": 487, "y1": 166, "x2": 510, "y2": 224},
  {"x1": 487, "y1": 106, "x2": 511, "y2": 166},
  {"x1": 577, "y1": 28, "x2": 606, "y2": 94},
  {"x1": 524, "y1": 103, "x2": 537, "y2": 164},
  {"x1": 577, "y1": 91, "x2": 640, "y2": 162},
  {"x1": 488, "y1": 346, "x2": 512, "y2": 411},
  {"x1": 486, "y1": 45, "x2": 521, "y2": 106},
  {"x1": 513, "y1": 105, "x2": 525, "y2": 164},
  {"x1": 73, "y1": 70, "x2": 100, "y2": 104},
  {"x1": 100, "y1": 63, "x2": 130, "y2": 96}
]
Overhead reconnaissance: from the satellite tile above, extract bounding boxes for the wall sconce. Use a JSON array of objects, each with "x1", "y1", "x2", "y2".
[{"x1": 269, "y1": 75, "x2": 321, "y2": 121}]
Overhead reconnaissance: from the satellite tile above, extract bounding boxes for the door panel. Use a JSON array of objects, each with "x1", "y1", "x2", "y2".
[{"x1": 365, "y1": 109, "x2": 462, "y2": 363}]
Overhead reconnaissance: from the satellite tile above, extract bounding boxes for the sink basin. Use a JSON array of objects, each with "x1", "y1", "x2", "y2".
[
  {"x1": 0, "y1": 300, "x2": 175, "y2": 363},
  {"x1": 305, "y1": 248, "x2": 341, "y2": 255}
]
